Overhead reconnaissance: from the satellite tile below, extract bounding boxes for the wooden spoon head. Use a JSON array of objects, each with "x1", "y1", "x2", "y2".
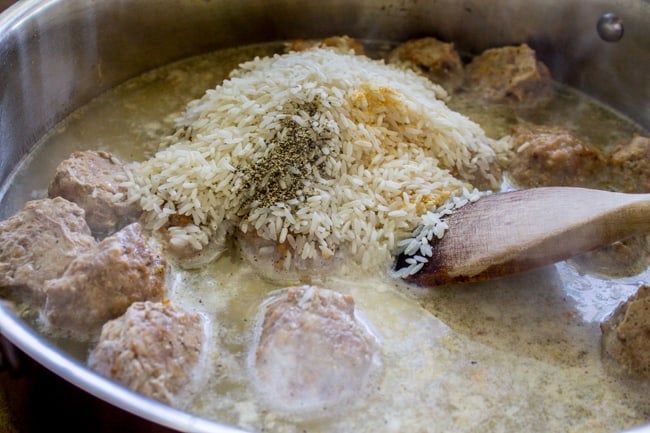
[{"x1": 397, "y1": 187, "x2": 650, "y2": 287}]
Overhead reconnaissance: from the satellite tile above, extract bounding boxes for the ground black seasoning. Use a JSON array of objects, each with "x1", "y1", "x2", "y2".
[{"x1": 238, "y1": 100, "x2": 335, "y2": 210}]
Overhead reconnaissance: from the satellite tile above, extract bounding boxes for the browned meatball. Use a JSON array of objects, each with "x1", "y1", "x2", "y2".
[
  {"x1": 0, "y1": 197, "x2": 95, "y2": 298},
  {"x1": 48, "y1": 150, "x2": 141, "y2": 235},
  {"x1": 507, "y1": 125, "x2": 607, "y2": 188},
  {"x1": 601, "y1": 285, "x2": 650, "y2": 379},
  {"x1": 387, "y1": 37, "x2": 464, "y2": 92},
  {"x1": 608, "y1": 134, "x2": 650, "y2": 193},
  {"x1": 41, "y1": 223, "x2": 167, "y2": 337},
  {"x1": 248, "y1": 285, "x2": 381, "y2": 417},
  {"x1": 464, "y1": 44, "x2": 553, "y2": 106},
  {"x1": 287, "y1": 35, "x2": 365, "y2": 55},
  {"x1": 88, "y1": 301, "x2": 208, "y2": 406}
]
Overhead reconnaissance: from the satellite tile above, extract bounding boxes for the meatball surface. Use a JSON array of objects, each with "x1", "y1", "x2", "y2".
[
  {"x1": 88, "y1": 301, "x2": 208, "y2": 406},
  {"x1": 608, "y1": 134, "x2": 650, "y2": 193},
  {"x1": 48, "y1": 150, "x2": 141, "y2": 235},
  {"x1": 237, "y1": 230, "x2": 339, "y2": 285},
  {"x1": 507, "y1": 127, "x2": 649, "y2": 278},
  {"x1": 601, "y1": 285, "x2": 650, "y2": 379},
  {"x1": 464, "y1": 44, "x2": 553, "y2": 106},
  {"x1": 248, "y1": 285, "x2": 381, "y2": 417},
  {"x1": 507, "y1": 125, "x2": 607, "y2": 188},
  {"x1": 0, "y1": 197, "x2": 95, "y2": 298},
  {"x1": 42, "y1": 223, "x2": 167, "y2": 337},
  {"x1": 287, "y1": 35, "x2": 365, "y2": 55},
  {"x1": 387, "y1": 37, "x2": 464, "y2": 93},
  {"x1": 163, "y1": 220, "x2": 230, "y2": 270}
]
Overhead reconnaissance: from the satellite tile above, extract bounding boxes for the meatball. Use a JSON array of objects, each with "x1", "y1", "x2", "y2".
[
  {"x1": 464, "y1": 44, "x2": 553, "y2": 106},
  {"x1": 0, "y1": 197, "x2": 95, "y2": 298},
  {"x1": 41, "y1": 223, "x2": 167, "y2": 337},
  {"x1": 248, "y1": 285, "x2": 381, "y2": 417},
  {"x1": 608, "y1": 134, "x2": 650, "y2": 193},
  {"x1": 506, "y1": 125, "x2": 607, "y2": 188},
  {"x1": 48, "y1": 150, "x2": 141, "y2": 235},
  {"x1": 163, "y1": 219, "x2": 230, "y2": 269},
  {"x1": 236, "y1": 230, "x2": 339, "y2": 285},
  {"x1": 387, "y1": 37, "x2": 464, "y2": 93},
  {"x1": 601, "y1": 285, "x2": 650, "y2": 379},
  {"x1": 507, "y1": 127, "x2": 649, "y2": 277},
  {"x1": 88, "y1": 301, "x2": 208, "y2": 406},
  {"x1": 287, "y1": 35, "x2": 365, "y2": 55}
]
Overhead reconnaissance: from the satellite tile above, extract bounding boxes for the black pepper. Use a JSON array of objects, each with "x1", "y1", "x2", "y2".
[{"x1": 238, "y1": 99, "x2": 335, "y2": 211}]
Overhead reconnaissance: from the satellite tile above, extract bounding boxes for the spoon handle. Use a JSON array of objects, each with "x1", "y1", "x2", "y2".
[{"x1": 405, "y1": 187, "x2": 650, "y2": 287}]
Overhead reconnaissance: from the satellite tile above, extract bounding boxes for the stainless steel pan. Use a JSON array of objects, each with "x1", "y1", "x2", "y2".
[{"x1": 0, "y1": 0, "x2": 648, "y2": 431}]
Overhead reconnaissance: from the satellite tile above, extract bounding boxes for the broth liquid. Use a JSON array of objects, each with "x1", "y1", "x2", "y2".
[{"x1": 1, "y1": 41, "x2": 648, "y2": 433}]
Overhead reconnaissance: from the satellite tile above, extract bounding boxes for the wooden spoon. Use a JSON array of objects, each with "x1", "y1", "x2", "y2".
[{"x1": 402, "y1": 187, "x2": 650, "y2": 287}]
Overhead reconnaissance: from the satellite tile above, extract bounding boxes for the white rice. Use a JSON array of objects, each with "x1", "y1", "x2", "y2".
[{"x1": 123, "y1": 47, "x2": 503, "y2": 276}]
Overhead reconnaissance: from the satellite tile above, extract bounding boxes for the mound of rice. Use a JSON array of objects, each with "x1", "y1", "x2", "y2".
[{"x1": 123, "y1": 47, "x2": 503, "y2": 273}]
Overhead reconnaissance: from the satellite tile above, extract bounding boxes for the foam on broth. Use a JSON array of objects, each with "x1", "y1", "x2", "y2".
[{"x1": 1, "y1": 41, "x2": 649, "y2": 433}]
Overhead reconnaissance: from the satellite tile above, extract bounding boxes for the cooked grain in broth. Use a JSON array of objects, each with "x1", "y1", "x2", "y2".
[{"x1": 1, "y1": 40, "x2": 649, "y2": 433}]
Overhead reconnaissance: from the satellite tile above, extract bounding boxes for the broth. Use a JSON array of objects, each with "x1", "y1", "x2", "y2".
[{"x1": 1, "y1": 41, "x2": 649, "y2": 433}]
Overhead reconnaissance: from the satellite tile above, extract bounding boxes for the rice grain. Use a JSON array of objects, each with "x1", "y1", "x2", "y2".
[{"x1": 125, "y1": 47, "x2": 504, "y2": 274}]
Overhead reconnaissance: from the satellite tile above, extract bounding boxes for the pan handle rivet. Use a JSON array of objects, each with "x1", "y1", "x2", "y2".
[{"x1": 597, "y1": 12, "x2": 624, "y2": 42}]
